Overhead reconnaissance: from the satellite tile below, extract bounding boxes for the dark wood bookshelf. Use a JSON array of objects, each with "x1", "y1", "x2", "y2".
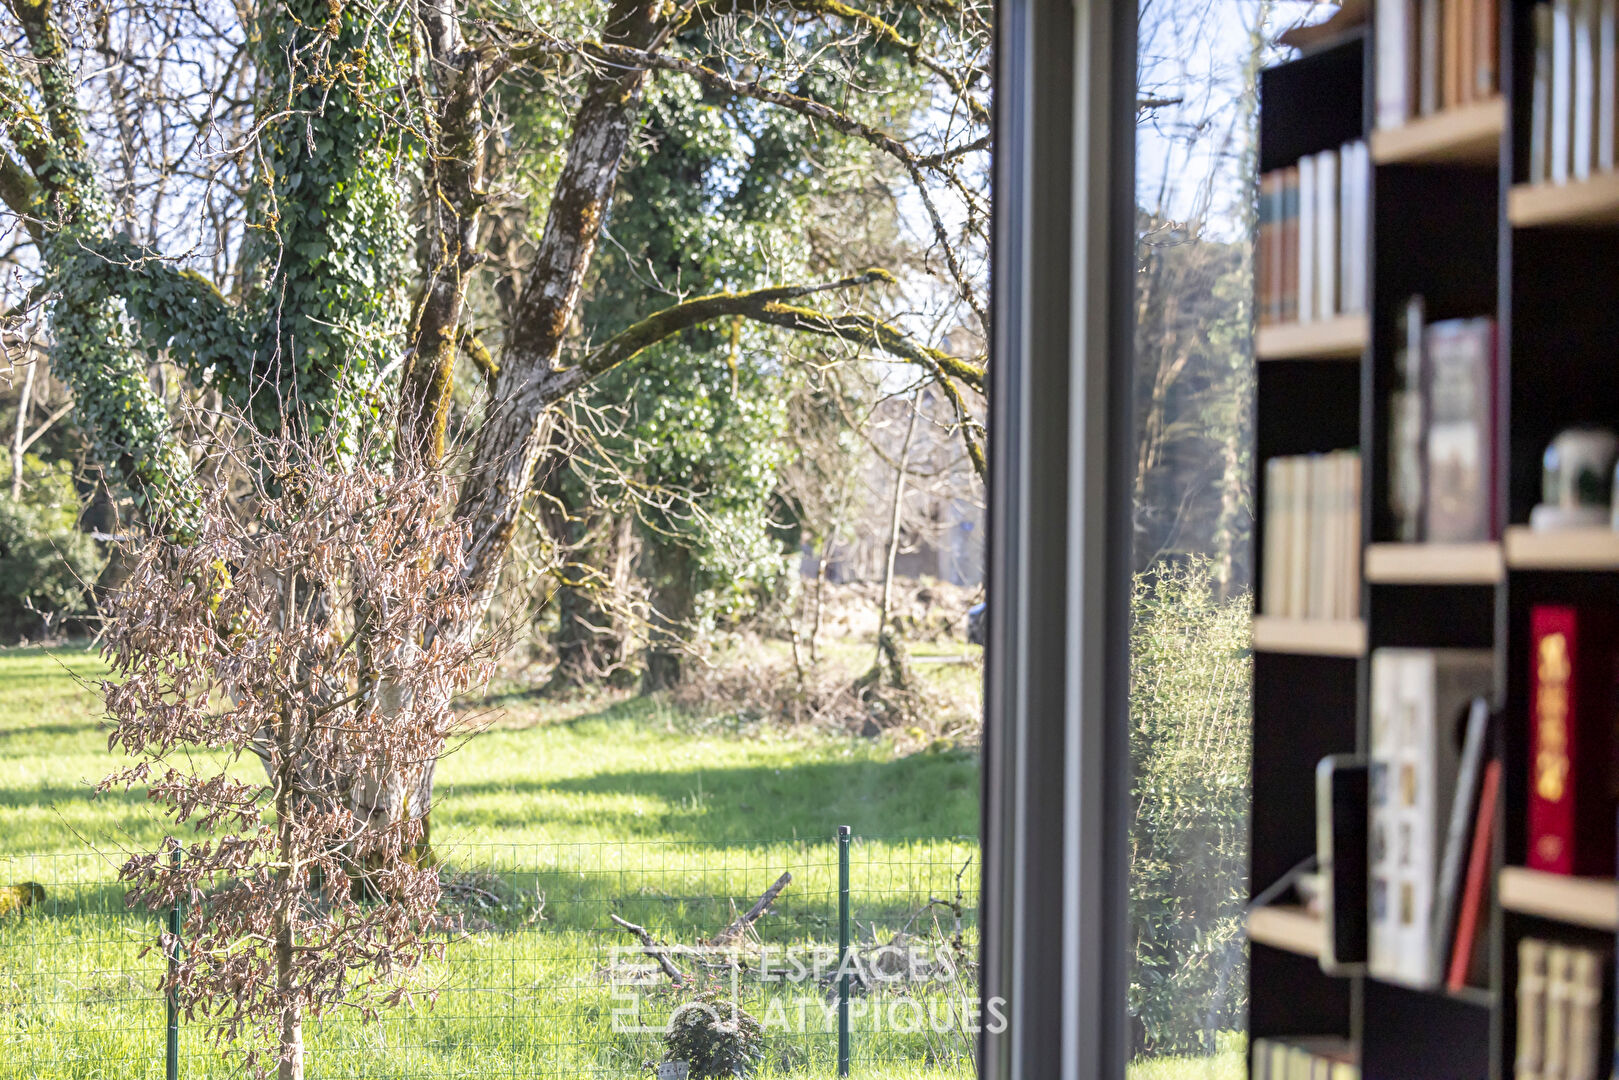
[{"x1": 1248, "y1": 4, "x2": 1619, "y2": 1079}]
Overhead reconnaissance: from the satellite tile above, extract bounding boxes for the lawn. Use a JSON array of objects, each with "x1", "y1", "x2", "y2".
[{"x1": 0, "y1": 645, "x2": 1242, "y2": 1080}]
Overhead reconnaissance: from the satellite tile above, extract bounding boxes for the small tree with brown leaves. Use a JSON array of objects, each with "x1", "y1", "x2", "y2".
[{"x1": 99, "y1": 434, "x2": 500, "y2": 1080}]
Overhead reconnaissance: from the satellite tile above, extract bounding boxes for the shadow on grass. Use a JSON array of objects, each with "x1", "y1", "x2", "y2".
[{"x1": 443, "y1": 753, "x2": 978, "y2": 845}]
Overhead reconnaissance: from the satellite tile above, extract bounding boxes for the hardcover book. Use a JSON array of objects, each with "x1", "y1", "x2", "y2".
[
  {"x1": 1368, "y1": 647, "x2": 1494, "y2": 988},
  {"x1": 1423, "y1": 317, "x2": 1495, "y2": 543},
  {"x1": 1527, "y1": 605, "x2": 1619, "y2": 876}
]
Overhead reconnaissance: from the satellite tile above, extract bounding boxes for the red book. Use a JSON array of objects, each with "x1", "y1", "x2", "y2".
[
  {"x1": 1527, "y1": 606, "x2": 1619, "y2": 875},
  {"x1": 1447, "y1": 758, "x2": 1500, "y2": 991}
]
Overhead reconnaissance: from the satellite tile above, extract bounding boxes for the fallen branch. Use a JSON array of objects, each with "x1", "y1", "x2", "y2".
[
  {"x1": 610, "y1": 913, "x2": 686, "y2": 986},
  {"x1": 710, "y1": 871, "x2": 792, "y2": 947}
]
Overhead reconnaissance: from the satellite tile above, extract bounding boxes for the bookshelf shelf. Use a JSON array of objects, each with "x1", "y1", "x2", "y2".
[
  {"x1": 1251, "y1": 615, "x2": 1366, "y2": 656},
  {"x1": 1498, "y1": 867, "x2": 1619, "y2": 931},
  {"x1": 1368, "y1": 98, "x2": 1505, "y2": 165},
  {"x1": 1363, "y1": 542, "x2": 1503, "y2": 584},
  {"x1": 1255, "y1": 314, "x2": 1369, "y2": 360},
  {"x1": 1248, "y1": 905, "x2": 1323, "y2": 958},
  {"x1": 1508, "y1": 172, "x2": 1619, "y2": 227},
  {"x1": 1502, "y1": 525, "x2": 1619, "y2": 570}
]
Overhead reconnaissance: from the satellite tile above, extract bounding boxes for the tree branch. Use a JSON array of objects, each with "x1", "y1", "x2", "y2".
[{"x1": 550, "y1": 270, "x2": 987, "y2": 478}]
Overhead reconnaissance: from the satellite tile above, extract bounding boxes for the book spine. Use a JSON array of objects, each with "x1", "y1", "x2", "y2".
[
  {"x1": 1529, "y1": 605, "x2": 1579, "y2": 873},
  {"x1": 1445, "y1": 756, "x2": 1499, "y2": 990},
  {"x1": 1600, "y1": 0, "x2": 1617, "y2": 172},
  {"x1": 1259, "y1": 172, "x2": 1275, "y2": 326},
  {"x1": 1520, "y1": 937, "x2": 1549, "y2": 1080},
  {"x1": 1299, "y1": 155, "x2": 1317, "y2": 324},
  {"x1": 1556, "y1": 0, "x2": 1575, "y2": 184},
  {"x1": 1339, "y1": 145, "x2": 1356, "y2": 317},
  {"x1": 1445, "y1": 0, "x2": 1464, "y2": 109},
  {"x1": 1567, "y1": 949, "x2": 1603, "y2": 1080},
  {"x1": 1546, "y1": 945, "x2": 1574, "y2": 1080},
  {"x1": 1536, "y1": 3, "x2": 1557, "y2": 184},
  {"x1": 1476, "y1": 0, "x2": 1499, "y2": 98},
  {"x1": 1283, "y1": 166, "x2": 1300, "y2": 323},
  {"x1": 1459, "y1": 0, "x2": 1477, "y2": 104},
  {"x1": 1432, "y1": 699, "x2": 1489, "y2": 982},
  {"x1": 1422, "y1": 0, "x2": 1443, "y2": 114},
  {"x1": 1380, "y1": 0, "x2": 1414, "y2": 127},
  {"x1": 1576, "y1": 0, "x2": 1597, "y2": 180},
  {"x1": 1316, "y1": 149, "x2": 1338, "y2": 320}
]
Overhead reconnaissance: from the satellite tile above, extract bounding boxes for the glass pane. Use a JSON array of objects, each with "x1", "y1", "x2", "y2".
[{"x1": 1130, "y1": 0, "x2": 1315, "y2": 1075}]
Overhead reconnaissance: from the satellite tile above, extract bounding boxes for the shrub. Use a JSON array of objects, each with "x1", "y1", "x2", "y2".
[
  {"x1": 663, "y1": 993, "x2": 764, "y2": 1078},
  {"x1": 1128, "y1": 559, "x2": 1251, "y2": 1056},
  {"x1": 0, "y1": 452, "x2": 103, "y2": 639}
]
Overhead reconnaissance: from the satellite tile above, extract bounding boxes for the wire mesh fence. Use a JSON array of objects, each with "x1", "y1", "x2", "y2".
[{"x1": 0, "y1": 833, "x2": 979, "y2": 1079}]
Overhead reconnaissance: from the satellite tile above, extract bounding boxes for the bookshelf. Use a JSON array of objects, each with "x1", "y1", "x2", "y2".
[{"x1": 1248, "y1": 4, "x2": 1619, "y2": 1079}]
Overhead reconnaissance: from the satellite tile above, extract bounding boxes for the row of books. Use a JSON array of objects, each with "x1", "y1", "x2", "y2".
[
  {"x1": 1252, "y1": 1036, "x2": 1358, "y2": 1080},
  {"x1": 1528, "y1": 0, "x2": 1619, "y2": 187},
  {"x1": 1369, "y1": 649, "x2": 1497, "y2": 991},
  {"x1": 1256, "y1": 142, "x2": 1370, "y2": 327},
  {"x1": 1388, "y1": 303, "x2": 1498, "y2": 544},
  {"x1": 1375, "y1": 0, "x2": 1500, "y2": 130},
  {"x1": 1261, "y1": 451, "x2": 1362, "y2": 621},
  {"x1": 1516, "y1": 938, "x2": 1606, "y2": 1080}
]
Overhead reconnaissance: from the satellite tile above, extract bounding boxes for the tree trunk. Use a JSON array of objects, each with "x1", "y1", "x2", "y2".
[
  {"x1": 276, "y1": 930, "x2": 303, "y2": 1080},
  {"x1": 543, "y1": 458, "x2": 634, "y2": 690},
  {"x1": 642, "y1": 540, "x2": 696, "y2": 692},
  {"x1": 449, "y1": 0, "x2": 664, "y2": 623}
]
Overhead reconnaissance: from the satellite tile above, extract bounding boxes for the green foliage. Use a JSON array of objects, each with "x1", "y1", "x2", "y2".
[
  {"x1": 0, "y1": 453, "x2": 104, "y2": 638},
  {"x1": 1128, "y1": 560, "x2": 1250, "y2": 1055},
  {"x1": 663, "y1": 993, "x2": 764, "y2": 1078},
  {"x1": 234, "y1": 0, "x2": 414, "y2": 456}
]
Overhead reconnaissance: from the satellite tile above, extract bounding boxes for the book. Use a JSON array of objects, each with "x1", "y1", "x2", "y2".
[
  {"x1": 1423, "y1": 317, "x2": 1495, "y2": 543},
  {"x1": 1555, "y1": 0, "x2": 1576, "y2": 184},
  {"x1": 1299, "y1": 154, "x2": 1317, "y2": 324},
  {"x1": 1576, "y1": 0, "x2": 1598, "y2": 180},
  {"x1": 1420, "y1": 0, "x2": 1442, "y2": 114},
  {"x1": 1368, "y1": 648, "x2": 1495, "y2": 988},
  {"x1": 1535, "y1": 2, "x2": 1557, "y2": 183},
  {"x1": 1527, "y1": 606, "x2": 1619, "y2": 876},
  {"x1": 1444, "y1": 0, "x2": 1463, "y2": 108},
  {"x1": 1599, "y1": 0, "x2": 1617, "y2": 172},
  {"x1": 1379, "y1": 0, "x2": 1414, "y2": 127},
  {"x1": 1519, "y1": 938, "x2": 1549, "y2": 1080},
  {"x1": 1567, "y1": 948, "x2": 1603, "y2": 1080},
  {"x1": 1282, "y1": 166, "x2": 1300, "y2": 322},
  {"x1": 1432, "y1": 697, "x2": 1490, "y2": 982},
  {"x1": 1444, "y1": 755, "x2": 1499, "y2": 990},
  {"x1": 1390, "y1": 296, "x2": 1427, "y2": 542},
  {"x1": 1259, "y1": 171, "x2": 1277, "y2": 325},
  {"x1": 1546, "y1": 944, "x2": 1574, "y2": 1080},
  {"x1": 1475, "y1": 0, "x2": 1498, "y2": 99},
  {"x1": 1315, "y1": 149, "x2": 1338, "y2": 320}
]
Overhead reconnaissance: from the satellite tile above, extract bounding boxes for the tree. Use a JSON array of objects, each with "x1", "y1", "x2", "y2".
[
  {"x1": 0, "y1": 0, "x2": 988, "y2": 836},
  {"x1": 100, "y1": 429, "x2": 501, "y2": 1080}
]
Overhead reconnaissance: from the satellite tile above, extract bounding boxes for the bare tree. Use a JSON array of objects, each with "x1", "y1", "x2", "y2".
[{"x1": 100, "y1": 425, "x2": 502, "y2": 1080}]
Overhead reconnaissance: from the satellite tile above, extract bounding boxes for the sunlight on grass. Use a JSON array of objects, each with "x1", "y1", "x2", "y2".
[{"x1": 0, "y1": 645, "x2": 984, "y2": 1078}]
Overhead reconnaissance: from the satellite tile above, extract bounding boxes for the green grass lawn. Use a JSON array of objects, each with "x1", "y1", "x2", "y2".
[
  {"x1": 0, "y1": 645, "x2": 982, "y2": 1078},
  {"x1": 0, "y1": 644, "x2": 1240, "y2": 1080}
]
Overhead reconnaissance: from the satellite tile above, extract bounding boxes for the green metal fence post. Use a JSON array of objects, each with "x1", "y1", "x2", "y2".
[
  {"x1": 837, "y1": 825, "x2": 850, "y2": 1077},
  {"x1": 167, "y1": 844, "x2": 181, "y2": 1080}
]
